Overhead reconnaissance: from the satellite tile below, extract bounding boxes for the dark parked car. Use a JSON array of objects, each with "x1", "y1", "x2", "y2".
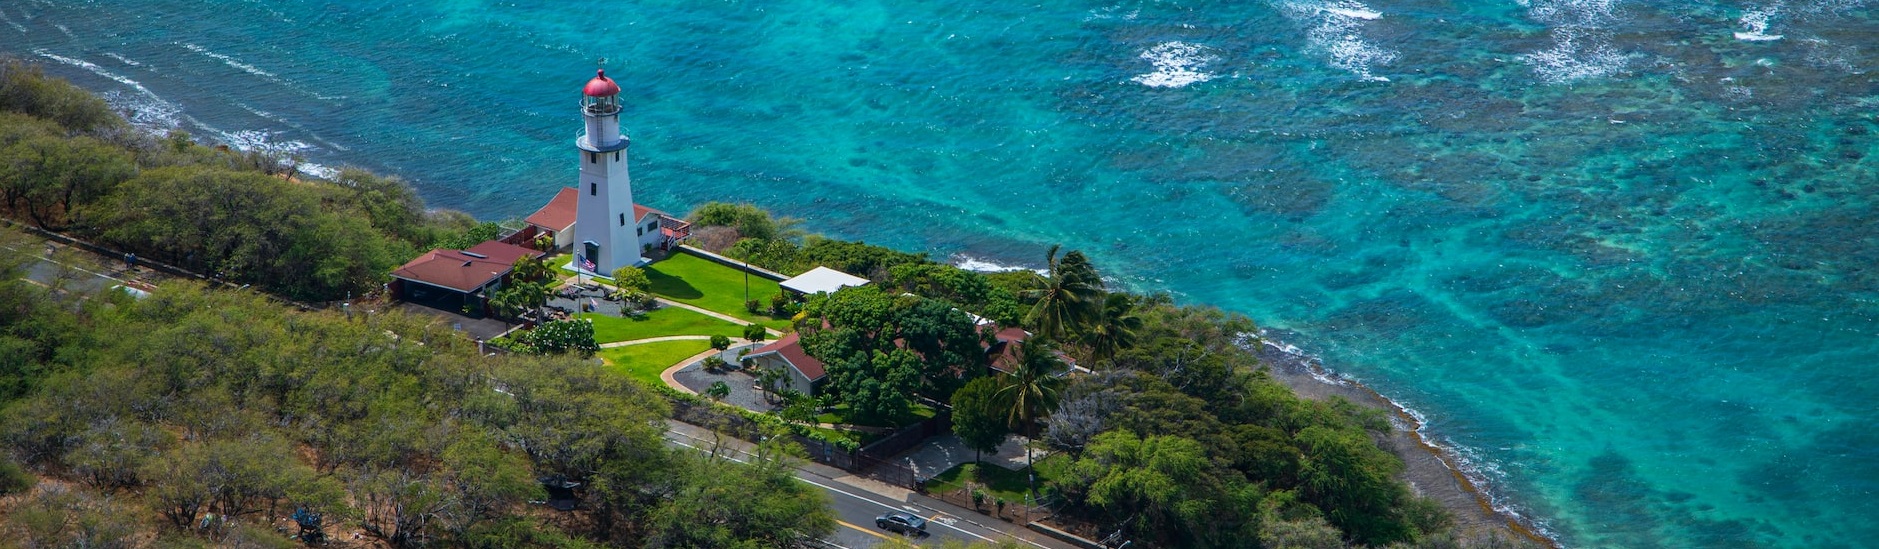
[{"x1": 876, "y1": 511, "x2": 928, "y2": 535}]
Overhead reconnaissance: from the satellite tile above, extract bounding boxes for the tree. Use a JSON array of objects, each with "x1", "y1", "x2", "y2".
[
  {"x1": 1020, "y1": 245, "x2": 1104, "y2": 342},
  {"x1": 995, "y1": 341, "x2": 1067, "y2": 494},
  {"x1": 742, "y1": 323, "x2": 767, "y2": 342},
  {"x1": 950, "y1": 377, "x2": 1007, "y2": 464},
  {"x1": 0, "y1": 135, "x2": 135, "y2": 229},
  {"x1": 646, "y1": 441, "x2": 834, "y2": 547},
  {"x1": 1080, "y1": 292, "x2": 1143, "y2": 363},
  {"x1": 610, "y1": 265, "x2": 649, "y2": 294},
  {"x1": 710, "y1": 334, "x2": 732, "y2": 351}
]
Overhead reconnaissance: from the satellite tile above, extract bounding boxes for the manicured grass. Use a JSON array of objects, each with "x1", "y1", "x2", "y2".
[
  {"x1": 925, "y1": 461, "x2": 1035, "y2": 505},
  {"x1": 814, "y1": 403, "x2": 938, "y2": 429},
  {"x1": 577, "y1": 307, "x2": 743, "y2": 344},
  {"x1": 598, "y1": 340, "x2": 714, "y2": 387},
  {"x1": 643, "y1": 252, "x2": 791, "y2": 329}
]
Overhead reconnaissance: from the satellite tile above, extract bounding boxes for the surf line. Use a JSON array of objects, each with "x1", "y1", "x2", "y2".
[{"x1": 1258, "y1": 340, "x2": 1558, "y2": 548}]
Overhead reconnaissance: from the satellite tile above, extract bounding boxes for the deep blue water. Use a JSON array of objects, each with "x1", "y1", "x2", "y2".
[{"x1": 6, "y1": 1, "x2": 1877, "y2": 546}]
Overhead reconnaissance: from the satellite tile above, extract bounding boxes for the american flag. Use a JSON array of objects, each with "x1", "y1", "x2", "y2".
[{"x1": 579, "y1": 254, "x2": 597, "y2": 273}]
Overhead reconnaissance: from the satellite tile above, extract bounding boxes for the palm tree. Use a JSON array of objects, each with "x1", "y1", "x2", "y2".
[
  {"x1": 996, "y1": 340, "x2": 1067, "y2": 495},
  {"x1": 1020, "y1": 245, "x2": 1105, "y2": 342},
  {"x1": 1079, "y1": 292, "x2": 1143, "y2": 363}
]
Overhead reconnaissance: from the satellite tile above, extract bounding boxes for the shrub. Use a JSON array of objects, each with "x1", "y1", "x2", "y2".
[
  {"x1": 0, "y1": 459, "x2": 33, "y2": 495},
  {"x1": 744, "y1": 299, "x2": 762, "y2": 313},
  {"x1": 743, "y1": 324, "x2": 767, "y2": 342},
  {"x1": 703, "y1": 356, "x2": 727, "y2": 372},
  {"x1": 769, "y1": 293, "x2": 792, "y2": 316}
]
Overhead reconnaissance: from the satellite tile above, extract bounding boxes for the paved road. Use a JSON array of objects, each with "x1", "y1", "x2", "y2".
[
  {"x1": 5, "y1": 243, "x2": 128, "y2": 295},
  {"x1": 662, "y1": 425, "x2": 1072, "y2": 549}
]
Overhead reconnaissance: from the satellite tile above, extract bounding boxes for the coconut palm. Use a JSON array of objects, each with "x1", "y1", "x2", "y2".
[
  {"x1": 1020, "y1": 245, "x2": 1105, "y2": 342},
  {"x1": 1079, "y1": 292, "x2": 1144, "y2": 363},
  {"x1": 996, "y1": 340, "x2": 1068, "y2": 495}
]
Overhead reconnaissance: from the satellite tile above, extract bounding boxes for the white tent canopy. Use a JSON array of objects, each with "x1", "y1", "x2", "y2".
[{"x1": 780, "y1": 266, "x2": 869, "y2": 295}]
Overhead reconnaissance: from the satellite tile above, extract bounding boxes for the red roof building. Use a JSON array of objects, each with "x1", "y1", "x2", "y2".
[
  {"x1": 746, "y1": 332, "x2": 826, "y2": 395},
  {"x1": 389, "y1": 240, "x2": 546, "y2": 313}
]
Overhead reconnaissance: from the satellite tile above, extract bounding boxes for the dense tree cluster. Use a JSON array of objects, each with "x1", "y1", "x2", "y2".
[
  {"x1": 0, "y1": 57, "x2": 491, "y2": 301},
  {"x1": 796, "y1": 286, "x2": 984, "y2": 424},
  {"x1": 0, "y1": 247, "x2": 834, "y2": 547}
]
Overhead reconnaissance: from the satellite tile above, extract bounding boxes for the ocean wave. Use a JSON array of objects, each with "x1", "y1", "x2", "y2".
[
  {"x1": 181, "y1": 42, "x2": 282, "y2": 81},
  {"x1": 951, "y1": 254, "x2": 1047, "y2": 275},
  {"x1": 1275, "y1": 0, "x2": 1396, "y2": 82},
  {"x1": 99, "y1": 90, "x2": 181, "y2": 131},
  {"x1": 0, "y1": 9, "x2": 25, "y2": 34},
  {"x1": 211, "y1": 129, "x2": 337, "y2": 180},
  {"x1": 1131, "y1": 41, "x2": 1220, "y2": 88},
  {"x1": 32, "y1": 49, "x2": 162, "y2": 99},
  {"x1": 102, "y1": 52, "x2": 144, "y2": 67},
  {"x1": 1734, "y1": 6, "x2": 1784, "y2": 41},
  {"x1": 1519, "y1": 0, "x2": 1630, "y2": 83},
  {"x1": 1519, "y1": 28, "x2": 1630, "y2": 83}
]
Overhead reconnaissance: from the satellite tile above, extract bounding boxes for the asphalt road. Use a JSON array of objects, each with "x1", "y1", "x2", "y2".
[{"x1": 663, "y1": 430, "x2": 1064, "y2": 549}]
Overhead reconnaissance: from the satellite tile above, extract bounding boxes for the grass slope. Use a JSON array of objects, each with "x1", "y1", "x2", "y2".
[
  {"x1": 643, "y1": 252, "x2": 791, "y2": 329},
  {"x1": 578, "y1": 307, "x2": 743, "y2": 344},
  {"x1": 599, "y1": 339, "x2": 714, "y2": 387}
]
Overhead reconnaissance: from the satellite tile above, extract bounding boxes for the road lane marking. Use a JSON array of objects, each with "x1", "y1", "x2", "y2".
[{"x1": 838, "y1": 520, "x2": 894, "y2": 542}]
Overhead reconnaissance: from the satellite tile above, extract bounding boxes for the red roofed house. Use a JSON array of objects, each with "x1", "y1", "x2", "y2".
[
  {"x1": 745, "y1": 332, "x2": 826, "y2": 396},
  {"x1": 389, "y1": 240, "x2": 546, "y2": 316},
  {"x1": 524, "y1": 187, "x2": 579, "y2": 250}
]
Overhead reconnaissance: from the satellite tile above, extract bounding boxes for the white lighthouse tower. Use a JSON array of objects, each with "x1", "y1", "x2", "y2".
[{"x1": 572, "y1": 68, "x2": 640, "y2": 274}]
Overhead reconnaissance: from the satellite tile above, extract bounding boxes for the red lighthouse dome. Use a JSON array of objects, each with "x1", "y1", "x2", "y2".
[{"x1": 583, "y1": 69, "x2": 620, "y2": 97}]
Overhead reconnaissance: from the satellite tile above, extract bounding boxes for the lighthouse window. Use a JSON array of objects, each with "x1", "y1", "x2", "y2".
[
  {"x1": 589, "y1": 153, "x2": 596, "y2": 164},
  {"x1": 619, "y1": 213, "x2": 626, "y2": 226},
  {"x1": 614, "y1": 151, "x2": 620, "y2": 161},
  {"x1": 589, "y1": 183, "x2": 596, "y2": 196}
]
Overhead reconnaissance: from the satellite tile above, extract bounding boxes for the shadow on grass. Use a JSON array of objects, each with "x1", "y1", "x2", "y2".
[{"x1": 646, "y1": 269, "x2": 704, "y2": 299}]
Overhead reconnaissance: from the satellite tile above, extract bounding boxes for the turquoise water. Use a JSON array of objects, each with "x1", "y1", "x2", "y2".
[{"x1": 6, "y1": 1, "x2": 1876, "y2": 546}]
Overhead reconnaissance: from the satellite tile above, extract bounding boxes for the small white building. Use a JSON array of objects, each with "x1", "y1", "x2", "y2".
[{"x1": 779, "y1": 266, "x2": 869, "y2": 295}]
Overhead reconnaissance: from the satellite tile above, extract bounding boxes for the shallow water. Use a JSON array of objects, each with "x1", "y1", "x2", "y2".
[{"x1": 6, "y1": 1, "x2": 1876, "y2": 546}]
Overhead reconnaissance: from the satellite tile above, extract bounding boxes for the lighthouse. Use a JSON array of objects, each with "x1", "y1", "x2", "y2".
[{"x1": 572, "y1": 68, "x2": 640, "y2": 274}]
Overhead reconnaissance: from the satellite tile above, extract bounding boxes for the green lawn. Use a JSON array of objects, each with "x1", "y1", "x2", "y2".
[
  {"x1": 643, "y1": 252, "x2": 791, "y2": 329},
  {"x1": 599, "y1": 340, "x2": 714, "y2": 387},
  {"x1": 925, "y1": 461, "x2": 1036, "y2": 505},
  {"x1": 578, "y1": 307, "x2": 743, "y2": 344},
  {"x1": 814, "y1": 403, "x2": 938, "y2": 429}
]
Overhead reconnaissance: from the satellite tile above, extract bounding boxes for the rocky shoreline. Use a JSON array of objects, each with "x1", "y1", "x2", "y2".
[{"x1": 1248, "y1": 337, "x2": 1556, "y2": 547}]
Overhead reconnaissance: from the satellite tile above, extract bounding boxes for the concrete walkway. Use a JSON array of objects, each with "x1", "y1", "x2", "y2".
[
  {"x1": 597, "y1": 334, "x2": 715, "y2": 349},
  {"x1": 656, "y1": 338, "x2": 758, "y2": 396},
  {"x1": 654, "y1": 297, "x2": 785, "y2": 337}
]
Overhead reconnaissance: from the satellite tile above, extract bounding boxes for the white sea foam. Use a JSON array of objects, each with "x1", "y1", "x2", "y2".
[
  {"x1": 951, "y1": 255, "x2": 1047, "y2": 275},
  {"x1": 33, "y1": 49, "x2": 160, "y2": 99},
  {"x1": 182, "y1": 42, "x2": 281, "y2": 81},
  {"x1": 1276, "y1": 1, "x2": 1396, "y2": 81},
  {"x1": 52, "y1": 23, "x2": 72, "y2": 39},
  {"x1": 100, "y1": 90, "x2": 181, "y2": 131},
  {"x1": 102, "y1": 52, "x2": 143, "y2": 67},
  {"x1": 1735, "y1": 6, "x2": 1785, "y2": 41},
  {"x1": 0, "y1": 9, "x2": 25, "y2": 34},
  {"x1": 1131, "y1": 41, "x2": 1220, "y2": 88},
  {"x1": 1520, "y1": 28, "x2": 1629, "y2": 83},
  {"x1": 212, "y1": 129, "x2": 337, "y2": 180},
  {"x1": 1518, "y1": 0, "x2": 1631, "y2": 83}
]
